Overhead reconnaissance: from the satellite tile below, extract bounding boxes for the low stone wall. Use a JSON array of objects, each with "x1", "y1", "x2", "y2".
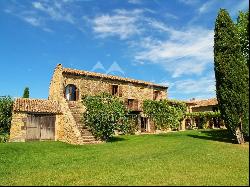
[{"x1": 9, "y1": 112, "x2": 27, "y2": 142}]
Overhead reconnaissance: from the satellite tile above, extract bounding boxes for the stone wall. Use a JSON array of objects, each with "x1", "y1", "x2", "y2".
[
  {"x1": 9, "y1": 112, "x2": 27, "y2": 142},
  {"x1": 54, "y1": 98, "x2": 84, "y2": 145},
  {"x1": 62, "y1": 74, "x2": 167, "y2": 111},
  {"x1": 48, "y1": 64, "x2": 64, "y2": 101},
  {"x1": 191, "y1": 105, "x2": 214, "y2": 112}
]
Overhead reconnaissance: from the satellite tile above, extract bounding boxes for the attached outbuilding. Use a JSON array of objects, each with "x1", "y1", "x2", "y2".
[{"x1": 10, "y1": 98, "x2": 61, "y2": 142}]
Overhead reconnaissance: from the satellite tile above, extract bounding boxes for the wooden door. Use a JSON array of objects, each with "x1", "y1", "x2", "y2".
[
  {"x1": 26, "y1": 114, "x2": 55, "y2": 141},
  {"x1": 26, "y1": 115, "x2": 41, "y2": 140},
  {"x1": 141, "y1": 117, "x2": 147, "y2": 132},
  {"x1": 40, "y1": 115, "x2": 55, "y2": 140}
]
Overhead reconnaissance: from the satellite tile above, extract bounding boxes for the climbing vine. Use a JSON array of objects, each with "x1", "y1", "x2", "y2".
[
  {"x1": 185, "y1": 111, "x2": 222, "y2": 129},
  {"x1": 143, "y1": 99, "x2": 186, "y2": 130}
]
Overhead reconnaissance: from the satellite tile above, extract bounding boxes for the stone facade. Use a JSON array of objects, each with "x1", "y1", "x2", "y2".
[
  {"x1": 10, "y1": 64, "x2": 168, "y2": 144},
  {"x1": 190, "y1": 98, "x2": 218, "y2": 113},
  {"x1": 9, "y1": 112, "x2": 27, "y2": 142},
  {"x1": 182, "y1": 98, "x2": 223, "y2": 130}
]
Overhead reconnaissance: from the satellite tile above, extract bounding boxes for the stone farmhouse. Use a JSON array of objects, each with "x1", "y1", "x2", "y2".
[
  {"x1": 10, "y1": 64, "x2": 221, "y2": 144},
  {"x1": 183, "y1": 98, "x2": 223, "y2": 129},
  {"x1": 10, "y1": 64, "x2": 168, "y2": 144}
]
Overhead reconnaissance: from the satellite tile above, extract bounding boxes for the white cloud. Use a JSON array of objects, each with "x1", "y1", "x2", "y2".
[
  {"x1": 23, "y1": 17, "x2": 41, "y2": 26},
  {"x1": 165, "y1": 12, "x2": 178, "y2": 20},
  {"x1": 92, "y1": 9, "x2": 143, "y2": 39},
  {"x1": 163, "y1": 74, "x2": 216, "y2": 99},
  {"x1": 174, "y1": 77, "x2": 215, "y2": 95},
  {"x1": 198, "y1": 0, "x2": 216, "y2": 14},
  {"x1": 133, "y1": 26, "x2": 214, "y2": 77},
  {"x1": 32, "y1": 2, "x2": 44, "y2": 10},
  {"x1": 32, "y1": 1, "x2": 74, "y2": 24}
]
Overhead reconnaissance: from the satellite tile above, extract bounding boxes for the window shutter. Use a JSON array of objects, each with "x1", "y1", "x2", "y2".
[
  {"x1": 134, "y1": 99, "x2": 139, "y2": 110},
  {"x1": 118, "y1": 86, "x2": 123, "y2": 97},
  {"x1": 109, "y1": 85, "x2": 113, "y2": 95},
  {"x1": 63, "y1": 85, "x2": 66, "y2": 99},
  {"x1": 124, "y1": 98, "x2": 129, "y2": 107},
  {"x1": 76, "y1": 88, "x2": 79, "y2": 101}
]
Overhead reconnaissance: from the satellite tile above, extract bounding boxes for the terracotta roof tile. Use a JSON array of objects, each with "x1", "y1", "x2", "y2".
[
  {"x1": 13, "y1": 98, "x2": 61, "y2": 113},
  {"x1": 192, "y1": 98, "x2": 218, "y2": 108},
  {"x1": 62, "y1": 67, "x2": 168, "y2": 89}
]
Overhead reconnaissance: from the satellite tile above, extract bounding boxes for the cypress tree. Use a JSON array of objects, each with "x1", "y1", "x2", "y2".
[
  {"x1": 236, "y1": 10, "x2": 249, "y2": 67},
  {"x1": 214, "y1": 9, "x2": 249, "y2": 144},
  {"x1": 23, "y1": 87, "x2": 29, "y2": 98}
]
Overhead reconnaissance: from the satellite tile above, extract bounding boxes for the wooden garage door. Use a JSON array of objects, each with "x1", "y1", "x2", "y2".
[{"x1": 26, "y1": 114, "x2": 55, "y2": 141}]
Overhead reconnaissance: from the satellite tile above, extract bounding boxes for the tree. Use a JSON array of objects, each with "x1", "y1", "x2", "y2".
[
  {"x1": 214, "y1": 9, "x2": 249, "y2": 144},
  {"x1": 236, "y1": 10, "x2": 249, "y2": 67},
  {"x1": 0, "y1": 96, "x2": 13, "y2": 134},
  {"x1": 82, "y1": 93, "x2": 129, "y2": 141},
  {"x1": 23, "y1": 87, "x2": 29, "y2": 98}
]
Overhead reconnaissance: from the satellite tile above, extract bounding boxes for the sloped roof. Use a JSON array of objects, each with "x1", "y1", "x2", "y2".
[
  {"x1": 192, "y1": 98, "x2": 218, "y2": 108},
  {"x1": 13, "y1": 98, "x2": 61, "y2": 114},
  {"x1": 62, "y1": 67, "x2": 168, "y2": 89}
]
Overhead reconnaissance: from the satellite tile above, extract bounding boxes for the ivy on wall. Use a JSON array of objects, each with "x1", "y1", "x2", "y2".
[
  {"x1": 143, "y1": 99, "x2": 186, "y2": 130},
  {"x1": 185, "y1": 111, "x2": 222, "y2": 129}
]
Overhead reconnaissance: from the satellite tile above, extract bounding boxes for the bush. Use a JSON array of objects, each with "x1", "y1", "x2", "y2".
[
  {"x1": 82, "y1": 93, "x2": 130, "y2": 141},
  {"x1": 0, "y1": 133, "x2": 9, "y2": 143},
  {"x1": 0, "y1": 96, "x2": 13, "y2": 134},
  {"x1": 143, "y1": 99, "x2": 186, "y2": 130}
]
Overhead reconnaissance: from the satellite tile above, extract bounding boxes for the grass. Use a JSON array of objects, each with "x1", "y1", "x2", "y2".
[{"x1": 0, "y1": 129, "x2": 249, "y2": 186}]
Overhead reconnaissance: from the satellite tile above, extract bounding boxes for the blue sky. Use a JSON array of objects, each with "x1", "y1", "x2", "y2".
[{"x1": 0, "y1": 0, "x2": 248, "y2": 100}]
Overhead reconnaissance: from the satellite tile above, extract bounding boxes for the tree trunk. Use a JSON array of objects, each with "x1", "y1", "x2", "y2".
[{"x1": 236, "y1": 127, "x2": 245, "y2": 144}]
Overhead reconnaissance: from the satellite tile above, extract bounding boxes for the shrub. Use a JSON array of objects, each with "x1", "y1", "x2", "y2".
[
  {"x1": 143, "y1": 99, "x2": 186, "y2": 130},
  {"x1": 0, "y1": 133, "x2": 9, "y2": 143},
  {"x1": 0, "y1": 96, "x2": 13, "y2": 134},
  {"x1": 82, "y1": 93, "x2": 130, "y2": 141}
]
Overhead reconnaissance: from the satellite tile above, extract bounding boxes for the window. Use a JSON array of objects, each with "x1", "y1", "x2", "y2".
[
  {"x1": 153, "y1": 90, "x2": 161, "y2": 100},
  {"x1": 65, "y1": 84, "x2": 78, "y2": 101},
  {"x1": 212, "y1": 106, "x2": 218, "y2": 112},
  {"x1": 128, "y1": 99, "x2": 134, "y2": 108},
  {"x1": 112, "y1": 85, "x2": 118, "y2": 96}
]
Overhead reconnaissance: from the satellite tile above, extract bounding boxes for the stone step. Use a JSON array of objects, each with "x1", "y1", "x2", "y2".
[
  {"x1": 82, "y1": 135, "x2": 95, "y2": 138},
  {"x1": 80, "y1": 131, "x2": 93, "y2": 136},
  {"x1": 82, "y1": 138, "x2": 96, "y2": 142},
  {"x1": 82, "y1": 141, "x2": 102, "y2": 144}
]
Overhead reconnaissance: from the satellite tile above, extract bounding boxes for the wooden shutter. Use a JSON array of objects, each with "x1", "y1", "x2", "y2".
[
  {"x1": 76, "y1": 88, "x2": 79, "y2": 101},
  {"x1": 118, "y1": 86, "x2": 123, "y2": 97},
  {"x1": 124, "y1": 98, "x2": 129, "y2": 107},
  {"x1": 63, "y1": 85, "x2": 66, "y2": 99},
  {"x1": 134, "y1": 99, "x2": 139, "y2": 111},
  {"x1": 109, "y1": 85, "x2": 113, "y2": 95}
]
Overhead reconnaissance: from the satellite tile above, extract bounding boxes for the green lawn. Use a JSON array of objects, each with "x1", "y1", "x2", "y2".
[{"x1": 0, "y1": 130, "x2": 249, "y2": 186}]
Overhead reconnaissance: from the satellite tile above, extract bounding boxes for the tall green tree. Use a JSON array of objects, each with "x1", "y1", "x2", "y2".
[
  {"x1": 0, "y1": 96, "x2": 13, "y2": 134},
  {"x1": 214, "y1": 9, "x2": 249, "y2": 144},
  {"x1": 23, "y1": 87, "x2": 29, "y2": 98},
  {"x1": 236, "y1": 10, "x2": 249, "y2": 67}
]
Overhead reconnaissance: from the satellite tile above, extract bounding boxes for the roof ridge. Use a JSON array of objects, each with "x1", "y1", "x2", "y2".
[{"x1": 62, "y1": 67, "x2": 168, "y2": 88}]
